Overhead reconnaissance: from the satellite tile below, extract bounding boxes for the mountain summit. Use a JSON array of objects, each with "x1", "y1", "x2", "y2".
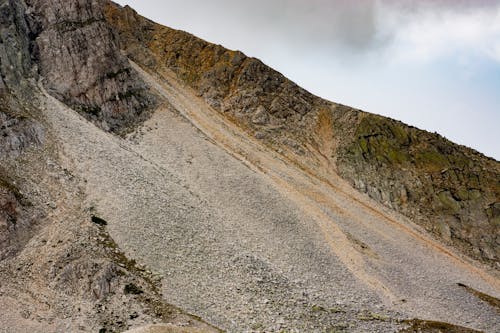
[{"x1": 0, "y1": 1, "x2": 498, "y2": 332}]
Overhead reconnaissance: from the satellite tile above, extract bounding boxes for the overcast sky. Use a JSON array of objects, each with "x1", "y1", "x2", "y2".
[{"x1": 115, "y1": 0, "x2": 500, "y2": 160}]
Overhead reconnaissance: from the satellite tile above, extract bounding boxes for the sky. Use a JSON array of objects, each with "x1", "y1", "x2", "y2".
[{"x1": 115, "y1": 0, "x2": 500, "y2": 160}]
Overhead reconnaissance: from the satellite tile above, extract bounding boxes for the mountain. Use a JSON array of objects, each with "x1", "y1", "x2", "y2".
[{"x1": 0, "y1": 1, "x2": 498, "y2": 332}]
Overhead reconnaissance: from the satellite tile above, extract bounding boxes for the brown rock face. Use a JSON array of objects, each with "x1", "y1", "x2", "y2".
[
  {"x1": 105, "y1": 2, "x2": 499, "y2": 267},
  {"x1": 104, "y1": 3, "x2": 321, "y2": 129},
  {"x1": 26, "y1": 0, "x2": 155, "y2": 133}
]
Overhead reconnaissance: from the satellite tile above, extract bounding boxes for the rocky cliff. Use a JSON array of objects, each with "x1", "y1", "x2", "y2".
[
  {"x1": 0, "y1": 0, "x2": 43, "y2": 259},
  {"x1": 105, "y1": 2, "x2": 499, "y2": 267},
  {"x1": 25, "y1": 0, "x2": 155, "y2": 133},
  {"x1": 336, "y1": 113, "x2": 500, "y2": 265}
]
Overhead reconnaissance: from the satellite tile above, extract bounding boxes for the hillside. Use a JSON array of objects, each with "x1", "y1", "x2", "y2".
[
  {"x1": 0, "y1": 1, "x2": 498, "y2": 332},
  {"x1": 104, "y1": 3, "x2": 499, "y2": 267}
]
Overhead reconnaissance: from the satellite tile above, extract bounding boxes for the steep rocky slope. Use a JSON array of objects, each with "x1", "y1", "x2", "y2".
[
  {"x1": 0, "y1": 0, "x2": 498, "y2": 332},
  {"x1": 104, "y1": 3, "x2": 499, "y2": 268},
  {"x1": 0, "y1": 0, "x2": 218, "y2": 332}
]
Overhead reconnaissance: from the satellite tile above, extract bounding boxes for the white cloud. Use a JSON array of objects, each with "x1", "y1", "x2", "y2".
[{"x1": 377, "y1": 1, "x2": 500, "y2": 65}]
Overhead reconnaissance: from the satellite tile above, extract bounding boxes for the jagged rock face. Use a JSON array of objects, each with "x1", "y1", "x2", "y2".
[
  {"x1": 0, "y1": 0, "x2": 37, "y2": 104},
  {"x1": 335, "y1": 114, "x2": 500, "y2": 265},
  {"x1": 0, "y1": 110, "x2": 43, "y2": 157},
  {"x1": 0, "y1": 0, "x2": 44, "y2": 258},
  {"x1": 104, "y1": 3, "x2": 320, "y2": 130},
  {"x1": 105, "y1": 3, "x2": 500, "y2": 266},
  {"x1": 0, "y1": 0, "x2": 37, "y2": 92},
  {"x1": 25, "y1": 0, "x2": 155, "y2": 133}
]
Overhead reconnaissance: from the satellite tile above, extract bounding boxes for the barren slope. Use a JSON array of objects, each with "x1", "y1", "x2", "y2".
[
  {"x1": 104, "y1": 3, "x2": 500, "y2": 268},
  {"x1": 37, "y1": 58, "x2": 500, "y2": 331},
  {"x1": 1, "y1": 1, "x2": 499, "y2": 332}
]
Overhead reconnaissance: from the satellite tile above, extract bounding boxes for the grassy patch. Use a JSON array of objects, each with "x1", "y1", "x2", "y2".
[
  {"x1": 311, "y1": 304, "x2": 326, "y2": 312},
  {"x1": 400, "y1": 319, "x2": 482, "y2": 332},
  {"x1": 357, "y1": 311, "x2": 388, "y2": 321},
  {"x1": 457, "y1": 283, "x2": 500, "y2": 311}
]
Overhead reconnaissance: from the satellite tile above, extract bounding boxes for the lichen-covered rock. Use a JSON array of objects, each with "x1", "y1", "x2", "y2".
[
  {"x1": 335, "y1": 113, "x2": 500, "y2": 264},
  {"x1": 25, "y1": 0, "x2": 155, "y2": 133}
]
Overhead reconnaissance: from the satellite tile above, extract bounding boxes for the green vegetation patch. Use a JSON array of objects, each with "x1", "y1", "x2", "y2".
[
  {"x1": 357, "y1": 311, "x2": 389, "y2": 321},
  {"x1": 457, "y1": 282, "x2": 500, "y2": 311},
  {"x1": 400, "y1": 319, "x2": 482, "y2": 332},
  {"x1": 348, "y1": 114, "x2": 464, "y2": 173},
  {"x1": 350, "y1": 115, "x2": 412, "y2": 165},
  {"x1": 415, "y1": 149, "x2": 450, "y2": 171},
  {"x1": 437, "y1": 191, "x2": 461, "y2": 213}
]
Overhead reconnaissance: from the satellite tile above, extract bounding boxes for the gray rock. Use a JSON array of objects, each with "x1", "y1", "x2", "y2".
[
  {"x1": 26, "y1": 0, "x2": 155, "y2": 133},
  {"x1": 0, "y1": 109, "x2": 44, "y2": 159},
  {"x1": 251, "y1": 105, "x2": 269, "y2": 125}
]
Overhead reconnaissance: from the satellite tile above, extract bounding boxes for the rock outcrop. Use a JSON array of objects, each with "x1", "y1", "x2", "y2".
[
  {"x1": 25, "y1": 0, "x2": 155, "y2": 133},
  {"x1": 0, "y1": 93, "x2": 44, "y2": 159},
  {"x1": 0, "y1": 173, "x2": 41, "y2": 259},
  {"x1": 0, "y1": 0, "x2": 44, "y2": 259},
  {"x1": 0, "y1": 0, "x2": 36, "y2": 92},
  {"x1": 336, "y1": 113, "x2": 500, "y2": 265}
]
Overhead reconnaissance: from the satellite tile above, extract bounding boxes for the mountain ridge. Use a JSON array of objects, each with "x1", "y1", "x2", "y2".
[
  {"x1": 104, "y1": 1, "x2": 499, "y2": 267},
  {"x1": 0, "y1": 0, "x2": 498, "y2": 332}
]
